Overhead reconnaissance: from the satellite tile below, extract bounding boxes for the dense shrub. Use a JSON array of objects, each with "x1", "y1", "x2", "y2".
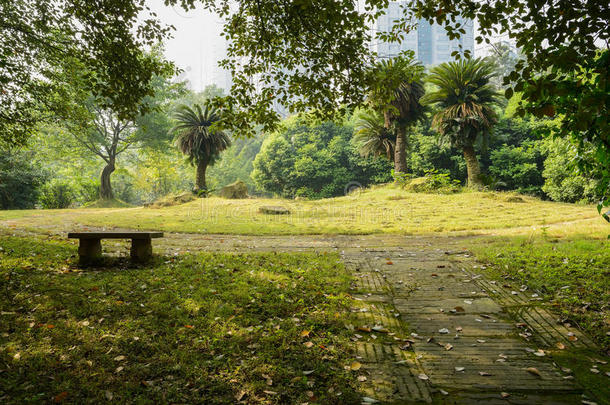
[
  {"x1": 404, "y1": 170, "x2": 462, "y2": 194},
  {"x1": 409, "y1": 127, "x2": 466, "y2": 182},
  {"x1": 39, "y1": 180, "x2": 75, "y2": 209},
  {"x1": 0, "y1": 152, "x2": 46, "y2": 209},
  {"x1": 252, "y1": 116, "x2": 392, "y2": 199},
  {"x1": 542, "y1": 138, "x2": 600, "y2": 203},
  {"x1": 488, "y1": 142, "x2": 544, "y2": 196}
]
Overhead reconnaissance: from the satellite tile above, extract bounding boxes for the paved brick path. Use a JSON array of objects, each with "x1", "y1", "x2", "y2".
[{"x1": 344, "y1": 241, "x2": 596, "y2": 404}]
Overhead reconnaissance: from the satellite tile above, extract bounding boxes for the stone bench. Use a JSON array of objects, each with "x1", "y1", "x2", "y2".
[{"x1": 68, "y1": 232, "x2": 163, "y2": 265}]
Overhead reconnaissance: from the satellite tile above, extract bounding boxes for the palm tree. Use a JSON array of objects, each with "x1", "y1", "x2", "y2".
[
  {"x1": 170, "y1": 103, "x2": 231, "y2": 195},
  {"x1": 368, "y1": 56, "x2": 426, "y2": 174},
  {"x1": 354, "y1": 110, "x2": 396, "y2": 161},
  {"x1": 421, "y1": 57, "x2": 501, "y2": 188}
]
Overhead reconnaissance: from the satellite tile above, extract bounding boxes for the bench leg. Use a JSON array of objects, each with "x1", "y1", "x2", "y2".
[
  {"x1": 78, "y1": 239, "x2": 102, "y2": 265},
  {"x1": 130, "y1": 238, "x2": 152, "y2": 262}
]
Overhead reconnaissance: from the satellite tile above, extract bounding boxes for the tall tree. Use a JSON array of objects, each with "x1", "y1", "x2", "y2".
[
  {"x1": 0, "y1": 0, "x2": 175, "y2": 147},
  {"x1": 422, "y1": 58, "x2": 501, "y2": 187},
  {"x1": 53, "y1": 71, "x2": 184, "y2": 200},
  {"x1": 354, "y1": 110, "x2": 396, "y2": 161},
  {"x1": 171, "y1": 104, "x2": 231, "y2": 194},
  {"x1": 367, "y1": 55, "x2": 426, "y2": 174}
]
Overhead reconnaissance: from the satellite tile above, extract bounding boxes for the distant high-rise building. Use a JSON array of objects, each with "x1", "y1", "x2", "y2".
[
  {"x1": 374, "y1": 1, "x2": 474, "y2": 66},
  {"x1": 211, "y1": 32, "x2": 233, "y2": 93}
]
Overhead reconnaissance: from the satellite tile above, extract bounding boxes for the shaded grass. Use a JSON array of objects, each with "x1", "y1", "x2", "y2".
[
  {"x1": 468, "y1": 235, "x2": 610, "y2": 352},
  {"x1": 0, "y1": 186, "x2": 605, "y2": 237},
  {"x1": 0, "y1": 235, "x2": 359, "y2": 404}
]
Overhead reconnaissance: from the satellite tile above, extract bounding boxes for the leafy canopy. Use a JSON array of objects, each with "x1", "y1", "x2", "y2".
[{"x1": 0, "y1": 0, "x2": 175, "y2": 146}]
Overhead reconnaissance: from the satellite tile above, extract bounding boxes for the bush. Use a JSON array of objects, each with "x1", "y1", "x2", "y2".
[
  {"x1": 404, "y1": 170, "x2": 461, "y2": 194},
  {"x1": 39, "y1": 180, "x2": 75, "y2": 209},
  {"x1": 542, "y1": 138, "x2": 600, "y2": 203},
  {"x1": 75, "y1": 178, "x2": 100, "y2": 205},
  {"x1": 0, "y1": 151, "x2": 46, "y2": 209},
  {"x1": 487, "y1": 142, "x2": 544, "y2": 196}
]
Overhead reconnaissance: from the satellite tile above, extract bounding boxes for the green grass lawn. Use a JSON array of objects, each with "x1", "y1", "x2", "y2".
[
  {"x1": 0, "y1": 186, "x2": 606, "y2": 237},
  {"x1": 0, "y1": 235, "x2": 360, "y2": 404},
  {"x1": 1, "y1": 187, "x2": 609, "y2": 403}
]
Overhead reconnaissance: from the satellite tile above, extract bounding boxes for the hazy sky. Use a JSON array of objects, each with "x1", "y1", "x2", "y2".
[
  {"x1": 147, "y1": 0, "x2": 225, "y2": 91},
  {"x1": 145, "y1": 1, "x2": 496, "y2": 92}
]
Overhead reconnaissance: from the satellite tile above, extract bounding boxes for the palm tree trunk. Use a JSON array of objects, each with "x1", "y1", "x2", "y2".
[
  {"x1": 394, "y1": 125, "x2": 408, "y2": 174},
  {"x1": 462, "y1": 145, "x2": 483, "y2": 188},
  {"x1": 99, "y1": 159, "x2": 115, "y2": 200},
  {"x1": 195, "y1": 159, "x2": 208, "y2": 195}
]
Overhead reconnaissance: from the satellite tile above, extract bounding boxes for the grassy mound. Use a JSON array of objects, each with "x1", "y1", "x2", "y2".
[
  {"x1": 0, "y1": 185, "x2": 605, "y2": 236},
  {"x1": 82, "y1": 198, "x2": 132, "y2": 208},
  {"x1": 145, "y1": 192, "x2": 197, "y2": 208}
]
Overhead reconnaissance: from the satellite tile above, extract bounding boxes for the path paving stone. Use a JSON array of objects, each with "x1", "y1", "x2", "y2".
[{"x1": 342, "y1": 244, "x2": 594, "y2": 404}]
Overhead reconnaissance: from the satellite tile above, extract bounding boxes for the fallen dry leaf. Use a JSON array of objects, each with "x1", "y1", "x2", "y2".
[
  {"x1": 526, "y1": 367, "x2": 541, "y2": 377},
  {"x1": 113, "y1": 355, "x2": 126, "y2": 361},
  {"x1": 54, "y1": 391, "x2": 68, "y2": 403},
  {"x1": 533, "y1": 349, "x2": 546, "y2": 357},
  {"x1": 303, "y1": 341, "x2": 314, "y2": 348},
  {"x1": 479, "y1": 371, "x2": 492, "y2": 376},
  {"x1": 350, "y1": 361, "x2": 362, "y2": 371},
  {"x1": 418, "y1": 374, "x2": 429, "y2": 380},
  {"x1": 444, "y1": 343, "x2": 453, "y2": 351},
  {"x1": 556, "y1": 342, "x2": 566, "y2": 350},
  {"x1": 300, "y1": 330, "x2": 310, "y2": 338},
  {"x1": 358, "y1": 375, "x2": 367, "y2": 382},
  {"x1": 500, "y1": 392, "x2": 510, "y2": 398}
]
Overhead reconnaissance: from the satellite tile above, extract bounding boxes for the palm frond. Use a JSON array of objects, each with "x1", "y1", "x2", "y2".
[
  {"x1": 169, "y1": 103, "x2": 231, "y2": 165},
  {"x1": 422, "y1": 57, "x2": 501, "y2": 148},
  {"x1": 354, "y1": 110, "x2": 396, "y2": 160}
]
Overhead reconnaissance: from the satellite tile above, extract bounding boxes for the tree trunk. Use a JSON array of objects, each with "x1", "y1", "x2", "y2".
[
  {"x1": 462, "y1": 145, "x2": 483, "y2": 188},
  {"x1": 394, "y1": 125, "x2": 408, "y2": 174},
  {"x1": 194, "y1": 159, "x2": 208, "y2": 195},
  {"x1": 99, "y1": 159, "x2": 115, "y2": 200}
]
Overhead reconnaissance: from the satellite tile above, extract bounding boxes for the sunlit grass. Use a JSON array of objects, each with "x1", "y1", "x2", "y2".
[{"x1": 0, "y1": 185, "x2": 606, "y2": 237}]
